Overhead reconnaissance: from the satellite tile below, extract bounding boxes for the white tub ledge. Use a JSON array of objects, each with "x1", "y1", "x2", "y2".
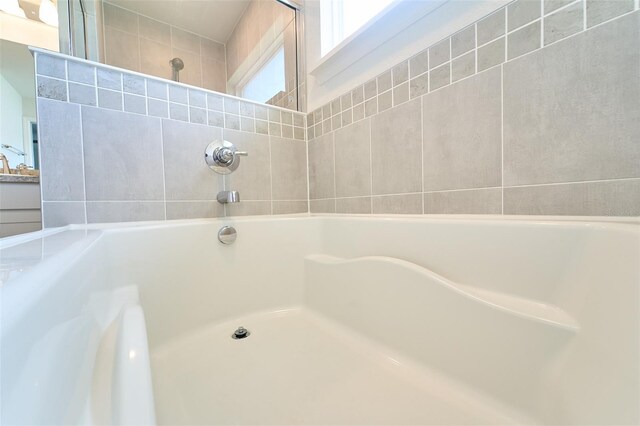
[{"x1": 305, "y1": 254, "x2": 580, "y2": 332}]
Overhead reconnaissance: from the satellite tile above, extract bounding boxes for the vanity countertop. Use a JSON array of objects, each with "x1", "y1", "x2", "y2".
[{"x1": 0, "y1": 174, "x2": 40, "y2": 183}]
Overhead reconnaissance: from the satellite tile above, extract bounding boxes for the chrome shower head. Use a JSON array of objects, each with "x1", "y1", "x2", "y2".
[{"x1": 169, "y1": 57, "x2": 184, "y2": 71}]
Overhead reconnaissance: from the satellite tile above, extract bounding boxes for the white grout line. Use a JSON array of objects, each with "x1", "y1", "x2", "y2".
[
  {"x1": 420, "y1": 95, "x2": 425, "y2": 214},
  {"x1": 78, "y1": 106, "x2": 89, "y2": 224},
  {"x1": 158, "y1": 117, "x2": 167, "y2": 221},
  {"x1": 500, "y1": 64, "x2": 505, "y2": 215},
  {"x1": 268, "y1": 135, "x2": 274, "y2": 215},
  {"x1": 540, "y1": 0, "x2": 545, "y2": 47}
]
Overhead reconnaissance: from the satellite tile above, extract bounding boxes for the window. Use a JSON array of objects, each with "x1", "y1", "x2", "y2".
[
  {"x1": 320, "y1": 0, "x2": 395, "y2": 57},
  {"x1": 239, "y1": 46, "x2": 286, "y2": 104}
]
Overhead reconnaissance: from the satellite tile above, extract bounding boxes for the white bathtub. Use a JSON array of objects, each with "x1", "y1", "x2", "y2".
[{"x1": 1, "y1": 215, "x2": 638, "y2": 425}]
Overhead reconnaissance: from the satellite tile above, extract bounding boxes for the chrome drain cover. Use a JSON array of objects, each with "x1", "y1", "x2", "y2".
[{"x1": 232, "y1": 326, "x2": 250, "y2": 339}]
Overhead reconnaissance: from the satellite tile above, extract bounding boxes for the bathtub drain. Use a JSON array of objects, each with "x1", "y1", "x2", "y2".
[{"x1": 232, "y1": 326, "x2": 250, "y2": 339}]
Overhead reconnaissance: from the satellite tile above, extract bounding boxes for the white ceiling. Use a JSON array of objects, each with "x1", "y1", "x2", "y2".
[
  {"x1": 105, "y1": 0, "x2": 250, "y2": 43},
  {"x1": 0, "y1": 39, "x2": 35, "y2": 99}
]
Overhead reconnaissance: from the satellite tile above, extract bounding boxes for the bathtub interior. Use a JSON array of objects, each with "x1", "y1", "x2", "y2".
[{"x1": 1, "y1": 216, "x2": 638, "y2": 425}]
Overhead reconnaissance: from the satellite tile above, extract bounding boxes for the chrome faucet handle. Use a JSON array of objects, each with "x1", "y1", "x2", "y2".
[{"x1": 205, "y1": 140, "x2": 248, "y2": 174}]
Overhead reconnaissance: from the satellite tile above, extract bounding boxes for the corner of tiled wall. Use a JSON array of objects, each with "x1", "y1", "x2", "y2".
[{"x1": 306, "y1": 0, "x2": 640, "y2": 217}]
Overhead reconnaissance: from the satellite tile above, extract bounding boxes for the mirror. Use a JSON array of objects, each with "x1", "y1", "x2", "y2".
[
  {"x1": 66, "y1": 0, "x2": 302, "y2": 111},
  {"x1": 0, "y1": 40, "x2": 38, "y2": 172},
  {"x1": 1, "y1": 0, "x2": 59, "y2": 237}
]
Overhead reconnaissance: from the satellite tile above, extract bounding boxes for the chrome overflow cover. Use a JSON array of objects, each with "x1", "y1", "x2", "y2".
[
  {"x1": 232, "y1": 326, "x2": 250, "y2": 339},
  {"x1": 218, "y1": 226, "x2": 237, "y2": 245}
]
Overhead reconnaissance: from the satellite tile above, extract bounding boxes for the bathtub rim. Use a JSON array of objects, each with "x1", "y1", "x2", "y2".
[{"x1": 1, "y1": 213, "x2": 637, "y2": 250}]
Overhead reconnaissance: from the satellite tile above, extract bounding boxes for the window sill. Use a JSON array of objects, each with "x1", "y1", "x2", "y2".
[{"x1": 309, "y1": 0, "x2": 448, "y2": 84}]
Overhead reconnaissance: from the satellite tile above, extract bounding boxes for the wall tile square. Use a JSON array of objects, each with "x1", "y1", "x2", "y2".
[
  {"x1": 451, "y1": 51, "x2": 476, "y2": 82},
  {"x1": 410, "y1": 73, "x2": 429, "y2": 99},
  {"x1": 268, "y1": 108, "x2": 281, "y2": 122},
  {"x1": 508, "y1": 0, "x2": 541, "y2": 31},
  {"x1": 67, "y1": 61, "x2": 95, "y2": 85},
  {"x1": 586, "y1": 0, "x2": 634, "y2": 27},
  {"x1": 507, "y1": 20, "x2": 541, "y2": 59},
  {"x1": 352, "y1": 85, "x2": 365, "y2": 104},
  {"x1": 272, "y1": 200, "x2": 308, "y2": 214},
  {"x1": 208, "y1": 93, "x2": 224, "y2": 111},
  {"x1": 256, "y1": 119, "x2": 268, "y2": 134},
  {"x1": 166, "y1": 201, "x2": 223, "y2": 219},
  {"x1": 378, "y1": 90, "x2": 392, "y2": 112},
  {"x1": 169, "y1": 85, "x2": 188, "y2": 104},
  {"x1": 545, "y1": 0, "x2": 574, "y2": 14},
  {"x1": 169, "y1": 102, "x2": 188, "y2": 121},
  {"x1": 241, "y1": 116, "x2": 256, "y2": 133},
  {"x1": 353, "y1": 103, "x2": 365, "y2": 121},
  {"x1": 36, "y1": 54, "x2": 66, "y2": 79},
  {"x1": 124, "y1": 93, "x2": 146, "y2": 114},
  {"x1": 82, "y1": 106, "x2": 164, "y2": 201},
  {"x1": 37, "y1": 76, "x2": 67, "y2": 101},
  {"x1": 393, "y1": 82, "x2": 409, "y2": 106},
  {"x1": 269, "y1": 121, "x2": 282, "y2": 136},
  {"x1": 477, "y1": 8, "x2": 506, "y2": 45},
  {"x1": 270, "y1": 138, "x2": 308, "y2": 200},
  {"x1": 224, "y1": 112, "x2": 243, "y2": 130},
  {"x1": 310, "y1": 199, "x2": 336, "y2": 213},
  {"x1": 377, "y1": 70, "x2": 392, "y2": 93},
  {"x1": 38, "y1": 99, "x2": 85, "y2": 201},
  {"x1": 341, "y1": 109, "x2": 353, "y2": 126},
  {"x1": 544, "y1": 1, "x2": 584, "y2": 45},
  {"x1": 240, "y1": 102, "x2": 255, "y2": 117},
  {"x1": 364, "y1": 79, "x2": 377, "y2": 100},
  {"x1": 123, "y1": 74, "x2": 145, "y2": 95},
  {"x1": 148, "y1": 98, "x2": 168, "y2": 118},
  {"x1": 409, "y1": 49, "x2": 429, "y2": 78},
  {"x1": 451, "y1": 25, "x2": 476, "y2": 57},
  {"x1": 189, "y1": 107, "x2": 207, "y2": 124},
  {"x1": 42, "y1": 201, "x2": 86, "y2": 227},
  {"x1": 340, "y1": 93, "x2": 353, "y2": 109},
  {"x1": 504, "y1": 179, "x2": 640, "y2": 216},
  {"x1": 98, "y1": 89, "x2": 122, "y2": 110},
  {"x1": 69, "y1": 83, "x2": 96, "y2": 106},
  {"x1": 188, "y1": 89, "x2": 206, "y2": 107},
  {"x1": 86, "y1": 201, "x2": 165, "y2": 223},
  {"x1": 225, "y1": 201, "x2": 271, "y2": 216},
  {"x1": 429, "y1": 63, "x2": 451, "y2": 91},
  {"x1": 97, "y1": 68, "x2": 122, "y2": 90},
  {"x1": 392, "y1": 61, "x2": 409, "y2": 86},
  {"x1": 335, "y1": 119, "x2": 371, "y2": 198},
  {"x1": 429, "y1": 38, "x2": 451, "y2": 69},
  {"x1": 364, "y1": 97, "x2": 377, "y2": 117},
  {"x1": 309, "y1": 133, "x2": 335, "y2": 199},
  {"x1": 371, "y1": 99, "x2": 422, "y2": 195},
  {"x1": 424, "y1": 188, "x2": 502, "y2": 213},
  {"x1": 372, "y1": 193, "x2": 423, "y2": 214},
  {"x1": 147, "y1": 79, "x2": 168, "y2": 99},
  {"x1": 423, "y1": 68, "x2": 502, "y2": 191},
  {"x1": 504, "y1": 13, "x2": 640, "y2": 186},
  {"x1": 336, "y1": 197, "x2": 371, "y2": 214},
  {"x1": 477, "y1": 37, "x2": 505, "y2": 72}
]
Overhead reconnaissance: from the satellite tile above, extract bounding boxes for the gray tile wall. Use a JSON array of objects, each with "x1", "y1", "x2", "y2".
[
  {"x1": 307, "y1": 2, "x2": 640, "y2": 216},
  {"x1": 35, "y1": 51, "x2": 307, "y2": 227},
  {"x1": 102, "y1": 2, "x2": 227, "y2": 93}
]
